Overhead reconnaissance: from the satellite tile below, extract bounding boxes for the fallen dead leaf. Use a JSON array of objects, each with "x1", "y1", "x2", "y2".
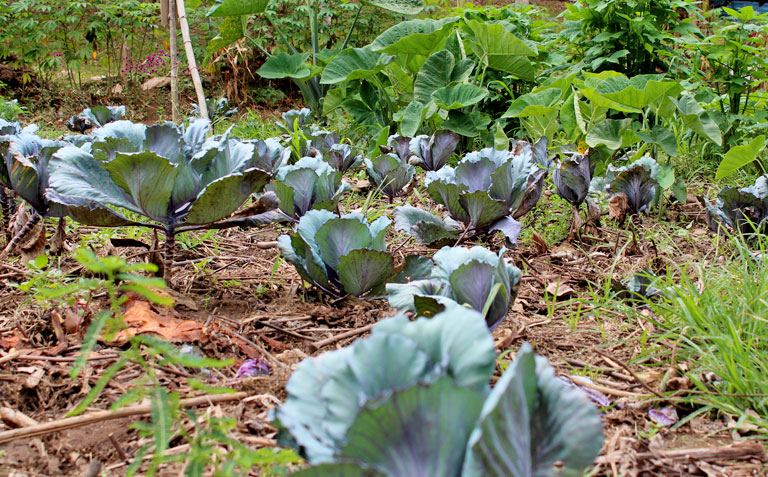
[
  {"x1": 0, "y1": 335, "x2": 24, "y2": 350},
  {"x1": 530, "y1": 230, "x2": 549, "y2": 254},
  {"x1": 10, "y1": 204, "x2": 46, "y2": 263},
  {"x1": 107, "y1": 300, "x2": 204, "y2": 345},
  {"x1": 546, "y1": 281, "x2": 575, "y2": 298},
  {"x1": 609, "y1": 192, "x2": 629, "y2": 223}
]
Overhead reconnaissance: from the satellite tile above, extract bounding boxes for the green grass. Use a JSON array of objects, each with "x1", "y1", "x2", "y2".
[
  {"x1": 228, "y1": 109, "x2": 284, "y2": 140},
  {"x1": 644, "y1": 236, "x2": 768, "y2": 433}
]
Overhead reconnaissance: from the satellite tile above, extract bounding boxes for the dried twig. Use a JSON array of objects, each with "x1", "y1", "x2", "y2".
[
  {"x1": 0, "y1": 392, "x2": 250, "y2": 445},
  {"x1": 310, "y1": 323, "x2": 375, "y2": 351},
  {"x1": 593, "y1": 348, "x2": 664, "y2": 399}
]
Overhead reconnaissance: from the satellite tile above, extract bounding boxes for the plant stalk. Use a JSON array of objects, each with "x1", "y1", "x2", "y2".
[
  {"x1": 163, "y1": 230, "x2": 175, "y2": 285},
  {"x1": 0, "y1": 188, "x2": 11, "y2": 242},
  {"x1": 340, "y1": 5, "x2": 364, "y2": 50}
]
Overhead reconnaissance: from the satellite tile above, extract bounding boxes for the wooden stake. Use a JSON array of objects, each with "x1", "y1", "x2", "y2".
[
  {"x1": 169, "y1": 0, "x2": 180, "y2": 123},
  {"x1": 175, "y1": 0, "x2": 208, "y2": 120}
]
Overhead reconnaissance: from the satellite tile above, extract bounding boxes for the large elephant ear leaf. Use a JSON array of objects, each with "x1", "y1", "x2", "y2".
[
  {"x1": 672, "y1": 94, "x2": 722, "y2": 146},
  {"x1": 413, "y1": 50, "x2": 455, "y2": 106},
  {"x1": 315, "y1": 218, "x2": 373, "y2": 268},
  {"x1": 360, "y1": 0, "x2": 424, "y2": 15},
  {"x1": 207, "y1": 0, "x2": 269, "y2": 16},
  {"x1": 184, "y1": 168, "x2": 271, "y2": 225},
  {"x1": 338, "y1": 377, "x2": 486, "y2": 477},
  {"x1": 337, "y1": 249, "x2": 394, "y2": 297},
  {"x1": 106, "y1": 152, "x2": 179, "y2": 221},
  {"x1": 371, "y1": 17, "x2": 458, "y2": 56},
  {"x1": 320, "y1": 47, "x2": 394, "y2": 85},
  {"x1": 257, "y1": 52, "x2": 312, "y2": 80},
  {"x1": 463, "y1": 343, "x2": 604, "y2": 477}
]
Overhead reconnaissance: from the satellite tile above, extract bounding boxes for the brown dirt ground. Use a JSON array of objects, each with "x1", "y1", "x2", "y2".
[{"x1": 0, "y1": 185, "x2": 766, "y2": 476}]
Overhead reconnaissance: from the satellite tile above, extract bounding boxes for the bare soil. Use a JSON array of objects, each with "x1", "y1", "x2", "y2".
[{"x1": 0, "y1": 186, "x2": 766, "y2": 476}]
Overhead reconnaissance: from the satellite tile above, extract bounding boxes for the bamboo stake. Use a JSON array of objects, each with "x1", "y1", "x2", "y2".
[
  {"x1": 169, "y1": 0, "x2": 180, "y2": 123},
  {"x1": 175, "y1": 0, "x2": 208, "y2": 120}
]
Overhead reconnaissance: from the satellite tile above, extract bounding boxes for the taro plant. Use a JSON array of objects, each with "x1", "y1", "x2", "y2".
[
  {"x1": 364, "y1": 152, "x2": 414, "y2": 202},
  {"x1": 66, "y1": 105, "x2": 126, "y2": 134},
  {"x1": 210, "y1": 0, "x2": 424, "y2": 114},
  {"x1": 273, "y1": 306, "x2": 604, "y2": 476},
  {"x1": 266, "y1": 156, "x2": 349, "y2": 221},
  {"x1": 705, "y1": 174, "x2": 768, "y2": 237},
  {"x1": 46, "y1": 119, "x2": 277, "y2": 281},
  {"x1": 395, "y1": 139, "x2": 548, "y2": 247},
  {"x1": 408, "y1": 130, "x2": 460, "y2": 171},
  {"x1": 277, "y1": 209, "x2": 395, "y2": 297},
  {"x1": 387, "y1": 245, "x2": 521, "y2": 330},
  {"x1": 319, "y1": 16, "x2": 540, "y2": 137}
]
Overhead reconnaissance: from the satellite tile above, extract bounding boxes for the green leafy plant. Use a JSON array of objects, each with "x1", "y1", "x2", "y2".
[
  {"x1": 395, "y1": 140, "x2": 548, "y2": 247},
  {"x1": 387, "y1": 245, "x2": 521, "y2": 330},
  {"x1": 277, "y1": 209, "x2": 395, "y2": 297},
  {"x1": 274, "y1": 306, "x2": 604, "y2": 475},
  {"x1": 686, "y1": 6, "x2": 768, "y2": 151},
  {"x1": 320, "y1": 15, "x2": 539, "y2": 137},
  {"x1": 705, "y1": 174, "x2": 768, "y2": 237},
  {"x1": 37, "y1": 248, "x2": 255, "y2": 475},
  {"x1": 560, "y1": 0, "x2": 699, "y2": 75},
  {"x1": 364, "y1": 152, "x2": 414, "y2": 202},
  {"x1": 209, "y1": 0, "x2": 424, "y2": 113},
  {"x1": 0, "y1": 93, "x2": 25, "y2": 121},
  {"x1": 66, "y1": 105, "x2": 126, "y2": 134},
  {"x1": 192, "y1": 98, "x2": 238, "y2": 131},
  {"x1": 46, "y1": 119, "x2": 278, "y2": 281},
  {"x1": 646, "y1": 238, "x2": 768, "y2": 433},
  {"x1": 267, "y1": 155, "x2": 349, "y2": 220}
]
